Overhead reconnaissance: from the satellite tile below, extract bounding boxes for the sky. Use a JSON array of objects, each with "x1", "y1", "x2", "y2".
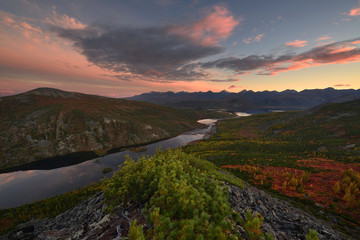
[{"x1": 0, "y1": 0, "x2": 359, "y2": 98}]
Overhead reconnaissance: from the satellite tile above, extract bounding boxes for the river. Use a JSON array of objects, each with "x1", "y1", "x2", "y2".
[{"x1": 0, "y1": 119, "x2": 218, "y2": 209}]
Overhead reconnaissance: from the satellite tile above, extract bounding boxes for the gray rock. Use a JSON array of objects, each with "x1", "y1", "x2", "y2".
[{"x1": 228, "y1": 182, "x2": 350, "y2": 240}]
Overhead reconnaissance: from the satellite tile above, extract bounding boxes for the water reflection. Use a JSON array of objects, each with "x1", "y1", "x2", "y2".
[
  {"x1": 235, "y1": 112, "x2": 252, "y2": 117},
  {"x1": 0, "y1": 120, "x2": 216, "y2": 209}
]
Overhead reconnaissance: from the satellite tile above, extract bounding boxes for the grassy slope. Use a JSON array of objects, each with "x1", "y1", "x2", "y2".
[{"x1": 184, "y1": 99, "x2": 360, "y2": 237}]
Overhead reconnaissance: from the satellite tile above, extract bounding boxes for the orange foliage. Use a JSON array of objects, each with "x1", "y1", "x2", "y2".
[
  {"x1": 297, "y1": 158, "x2": 360, "y2": 172},
  {"x1": 221, "y1": 160, "x2": 360, "y2": 220}
]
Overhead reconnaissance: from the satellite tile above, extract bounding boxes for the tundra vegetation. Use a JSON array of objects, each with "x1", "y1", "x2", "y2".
[{"x1": 184, "y1": 99, "x2": 360, "y2": 237}]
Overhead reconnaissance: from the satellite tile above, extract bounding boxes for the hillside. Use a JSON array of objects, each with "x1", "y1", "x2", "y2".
[
  {"x1": 127, "y1": 88, "x2": 360, "y2": 111},
  {"x1": 184, "y1": 99, "x2": 360, "y2": 238},
  {"x1": 0, "y1": 88, "x2": 229, "y2": 169},
  {"x1": 1, "y1": 150, "x2": 346, "y2": 239}
]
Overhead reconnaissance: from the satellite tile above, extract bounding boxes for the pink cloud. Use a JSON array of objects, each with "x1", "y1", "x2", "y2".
[
  {"x1": 266, "y1": 41, "x2": 360, "y2": 74},
  {"x1": 243, "y1": 33, "x2": 265, "y2": 44},
  {"x1": 243, "y1": 38, "x2": 251, "y2": 44},
  {"x1": 348, "y1": 7, "x2": 360, "y2": 16},
  {"x1": 0, "y1": 90, "x2": 15, "y2": 96},
  {"x1": 316, "y1": 35, "x2": 332, "y2": 42},
  {"x1": 254, "y1": 33, "x2": 264, "y2": 41},
  {"x1": 334, "y1": 84, "x2": 351, "y2": 87},
  {"x1": 45, "y1": 10, "x2": 86, "y2": 29},
  {"x1": 329, "y1": 45, "x2": 357, "y2": 54},
  {"x1": 2, "y1": 14, "x2": 15, "y2": 24},
  {"x1": 204, "y1": 38, "x2": 360, "y2": 77},
  {"x1": 0, "y1": 11, "x2": 119, "y2": 90},
  {"x1": 171, "y1": 5, "x2": 241, "y2": 46},
  {"x1": 285, "y1": 40, "x2": 308, "y2": 48}
]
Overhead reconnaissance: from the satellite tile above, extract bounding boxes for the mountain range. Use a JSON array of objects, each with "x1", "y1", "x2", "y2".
[{"x1": 127, "y1": 88, "x2": 360, "y2": 111}]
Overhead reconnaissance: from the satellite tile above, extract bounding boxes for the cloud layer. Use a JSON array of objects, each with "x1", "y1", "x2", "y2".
[
  {"x1": 53, "y1": 6, "x2": 240, "y2": 82},
  {"x1": 201, "y1": 38, "x2": 360, "y2": 76},
  {"x1": 54, "y1": 24, "x2": 224, "y2": 81}
]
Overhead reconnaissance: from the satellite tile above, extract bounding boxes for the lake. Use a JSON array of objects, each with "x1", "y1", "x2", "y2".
[{"x1": 0, "y1": 119, "x2": 219, "y2": 209}]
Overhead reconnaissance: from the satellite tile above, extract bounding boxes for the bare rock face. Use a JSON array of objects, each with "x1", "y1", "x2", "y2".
[
  {"x1": 3, "y1": 192, "x2": 147, "y2": 240},
  {"x1": 3, "y1": 183, "x2": 349, "y2": 240},
  {"x1": 228, "y1": 183, "x2": 349, "y2": 240}
]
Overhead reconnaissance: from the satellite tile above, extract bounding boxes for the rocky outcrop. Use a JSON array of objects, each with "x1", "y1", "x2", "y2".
[
  {"x1": 228, "y1": 183, "x2": 349, "y2": 240},
  {"x1": 3, "y1": 192, "x2": 147, "y2": 240},
  {"x1": 3, "y1": 183, "x2": 349, "y2": 240}
]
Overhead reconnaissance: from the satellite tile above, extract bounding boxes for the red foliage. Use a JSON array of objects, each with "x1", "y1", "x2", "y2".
[
  {"x1": 0, "y1": 218, "x2": 13, "y2": 232},
  {"x1": 297, "y1": 158, "x2": 360, "y2": 172},
  {"x1": 221, "y1": 160, "x2": 360, "y2": 220}
]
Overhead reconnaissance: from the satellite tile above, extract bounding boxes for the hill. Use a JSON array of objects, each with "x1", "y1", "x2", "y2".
[
  {"x1": 127, "y1": 88, "x2": 360, "y2": 111},
  {"x1": 0, "y1": 88, "x2": 229, "y2": 169},
  {"x1": 184, "y1": 99, "x2": 360, "y2": 238}
]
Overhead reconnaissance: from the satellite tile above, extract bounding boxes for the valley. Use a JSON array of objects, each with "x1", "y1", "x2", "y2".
[
  {"x1": 1, "y1": 89, "x2": 359, "y2": 239},
  {"x1": 2, "y1": 1, "x2": 360, "y2": 239}
]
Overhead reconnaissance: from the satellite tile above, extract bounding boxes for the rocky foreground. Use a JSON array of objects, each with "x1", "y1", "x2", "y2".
[{"x1": 3, "y1": 182, "x2": 348, "y2": 240}]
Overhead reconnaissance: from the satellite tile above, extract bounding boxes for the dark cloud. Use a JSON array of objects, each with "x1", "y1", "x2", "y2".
[
  {"x1": 201, "y1": 38, "x2": 360, "y2": 75},
  {"x1": 52, "y1": 24, "x2": 222, "y2": 81},
  {"x1": 201, "y1": 54, "x2": 292, "y2": 71},
  {"x1": 52, "y1": 23, "x2": 360, "y2": 81},
  {"x1": 228, "y1": 84, "x2": 242, "y2": 89}
]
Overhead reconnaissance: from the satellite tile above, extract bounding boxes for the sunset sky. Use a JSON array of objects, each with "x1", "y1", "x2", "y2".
[{"x1": 1, "y1": 0, "x2": 359, "y2": 97}]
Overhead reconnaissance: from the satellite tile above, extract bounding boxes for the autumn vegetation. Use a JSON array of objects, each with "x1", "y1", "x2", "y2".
[{"x1": 184, "y1": 99, "x2": 360, "y2": 237}]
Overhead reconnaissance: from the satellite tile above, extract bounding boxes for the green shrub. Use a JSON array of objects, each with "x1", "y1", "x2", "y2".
[
  {"x1": 305, "y1": 229, "x2": 319, "y2": 240},
  {"x1": 103, "y1": 149, "x2": 243, "y2": 239},
  {"x1": 243, "y1": 209, "x2": 273, "y2": 240},
  {"x1": 128, "y1": 220, "x2": 146, "y2": 240}
]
